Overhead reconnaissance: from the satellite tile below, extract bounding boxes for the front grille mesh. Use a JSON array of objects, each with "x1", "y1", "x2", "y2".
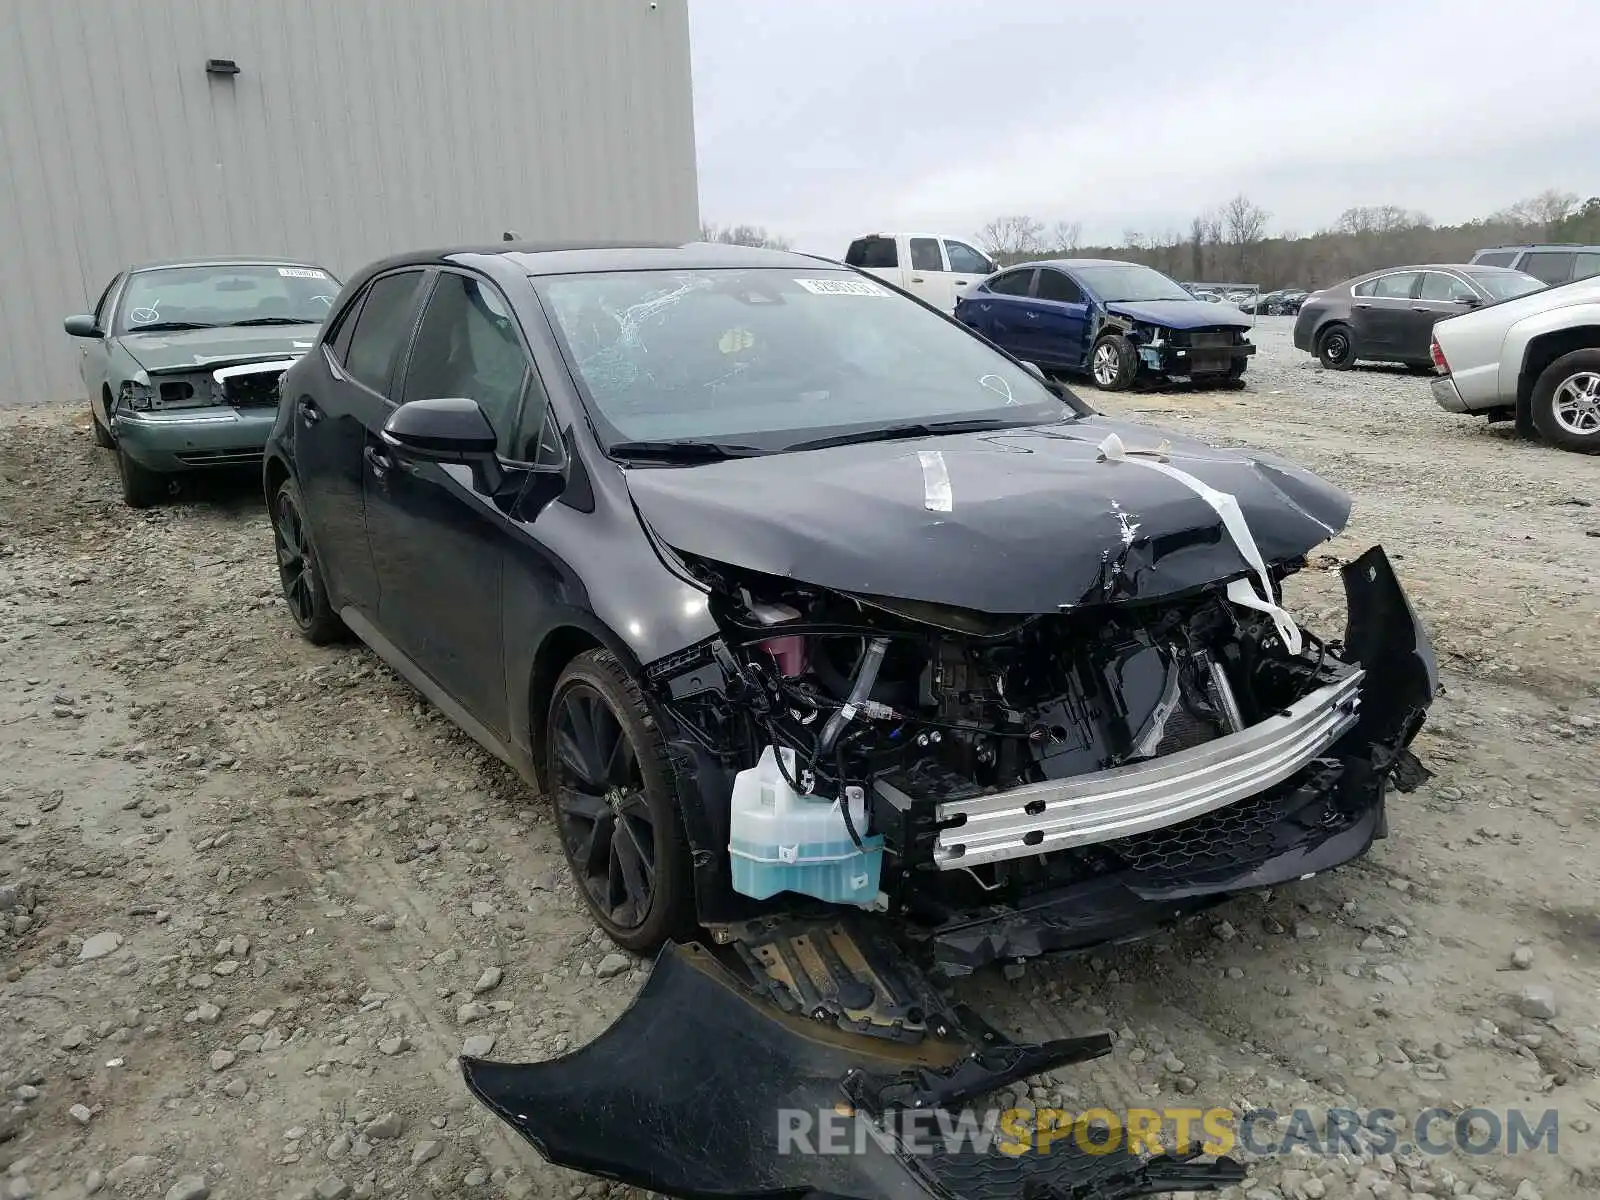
[{"x1": 1111, "y1": 759, "x2": 1348, "y2": 883}]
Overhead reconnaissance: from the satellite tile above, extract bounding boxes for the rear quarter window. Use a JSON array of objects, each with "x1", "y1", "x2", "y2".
[
  {"x1": 846, "y1": 237, "x2": 898, "y2": 269},
  {"x1": 1473, "y1": 251, "x2": 1517, "y2": 268}
]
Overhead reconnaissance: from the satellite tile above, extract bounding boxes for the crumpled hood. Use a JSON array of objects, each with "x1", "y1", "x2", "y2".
[
  {"x1": 1104, "y1": 299, "x2": 1251, "y2": 331},
  {"x1": 623, "y1": 417, "x2": 1351, "y2": 614},
  {"x1": 118, "y1": 324, "x2": 320, "y2": 372}
]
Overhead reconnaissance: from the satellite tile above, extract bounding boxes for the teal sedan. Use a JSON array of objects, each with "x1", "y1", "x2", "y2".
[{"x1": 64, "y1": 257, "x2": 341, "y2": 506}]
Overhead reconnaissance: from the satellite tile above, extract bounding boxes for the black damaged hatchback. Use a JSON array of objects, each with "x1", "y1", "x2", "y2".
[{"x1": 264, "y1": 240, "x2": 1436, "y2": 1200}]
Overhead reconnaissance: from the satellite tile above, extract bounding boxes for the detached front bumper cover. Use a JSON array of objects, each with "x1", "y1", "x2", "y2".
[{"x1": 463, "y1": 941, "x2": 1246, "y2": 1199}]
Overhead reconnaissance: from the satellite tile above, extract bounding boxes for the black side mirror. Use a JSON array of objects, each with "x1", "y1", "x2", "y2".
[
  {"x1": 63, "y1": 314, "x2": 101, "y2": 338},
  {"x1": 383, "y1": 397, "x2": 504, "y2": 491}
]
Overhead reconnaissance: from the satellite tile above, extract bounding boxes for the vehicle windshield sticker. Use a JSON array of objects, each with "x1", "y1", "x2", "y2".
[
  {"x1": 278, "y1": 267, "x2": 328, "y2": 279},
  {"x1": 718, "y1": 328, "x2": 755, "y2": 355},
  {"x1": 794, "y1": 278, "x2": 889, "y2": 297}
]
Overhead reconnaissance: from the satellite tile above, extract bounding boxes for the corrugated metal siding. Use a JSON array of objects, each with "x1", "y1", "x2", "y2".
[{"x1": 0, "y1": 0, "x2": 699, "y2": 405}]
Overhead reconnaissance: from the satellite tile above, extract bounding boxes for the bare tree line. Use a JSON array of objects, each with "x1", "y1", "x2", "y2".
[
  {"x1": 972, "y1": 189, "x2": 1600, "y2": 288},
  {"x1": 705, "y1": 191, "x2": 1600, "y2": 289},
  {"x1": 699, "y1": 222, "x2": 794, "y2": 251}
]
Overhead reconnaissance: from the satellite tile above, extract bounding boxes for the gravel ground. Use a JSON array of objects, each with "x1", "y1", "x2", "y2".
[{"x1": 2, "y1": 317, "x2": 1599, "y2": 1200}]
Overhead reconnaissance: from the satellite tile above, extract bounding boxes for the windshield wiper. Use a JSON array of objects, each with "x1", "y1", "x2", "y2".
[
  {"x1": 607, "y1": 439, "x2": 768, "y2": 463},
  {"x1": 127, "y1": 321, "x2": 217, "y2": 332},
  {"x1": 229, "y1": 316, "x2": 318, "y2": 327},
  {"x1": 783, "y1": 417, "x2": 1034, "y2": 453}
]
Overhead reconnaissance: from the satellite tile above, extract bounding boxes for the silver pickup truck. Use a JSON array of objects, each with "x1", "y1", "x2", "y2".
[{"x1": 1430, "y1": 274, "x2": 1600, "y2": 452}]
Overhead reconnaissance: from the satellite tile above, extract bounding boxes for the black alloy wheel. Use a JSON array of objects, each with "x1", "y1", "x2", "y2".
[
  {"x1": 272, "y1": 479, "x2": 345, "y2": 644},
  {"x1": 547, "y1": 650, "x2": 693, "y2": 953}
]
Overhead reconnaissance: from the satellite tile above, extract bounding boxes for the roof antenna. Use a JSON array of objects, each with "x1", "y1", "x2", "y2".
[{"x1": 502, "y1": 230, "x2": 520, "y2": 242}]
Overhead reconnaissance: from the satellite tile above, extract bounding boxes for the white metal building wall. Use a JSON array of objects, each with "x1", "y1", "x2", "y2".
[{"x1": 0, "y1": 0, "x2": 700, "y2": 405}]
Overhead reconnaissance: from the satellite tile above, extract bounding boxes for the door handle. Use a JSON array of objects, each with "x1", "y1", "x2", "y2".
[
  {"x1": 1025, "y1": 311, "x2": 1038, "y2": 319},
  {"x1": 909, "y1": 275, "x2": 925, "y2": 283},
  {"x1": 1411, "y1": 307, "x2": 1431, "y2": 313},
  {"x1": 363, "y1": 445, "x2": 392, "y2": 475},
  {"x1": 1352, "y1": 302, "x2": 1371, "y2": 309},
  {"x1": 297, "y1": 398, "x2": 321, "y2": 425}
]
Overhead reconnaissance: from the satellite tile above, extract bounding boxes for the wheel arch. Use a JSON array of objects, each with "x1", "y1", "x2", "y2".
[
  {"x1": 1518, "y1": 324, "x2": 1600, "y2": 418},
  {"x1": 525, "y1": 619, "x2": 650, "y2": 790},
  {"x1": 263, "y1": 451, "x2": 292, "y2": 508}
]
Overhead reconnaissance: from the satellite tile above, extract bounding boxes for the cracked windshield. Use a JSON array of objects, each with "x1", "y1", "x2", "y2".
[{"x1": 536, "y1": 268, "x2": 1067, "y2": 450}]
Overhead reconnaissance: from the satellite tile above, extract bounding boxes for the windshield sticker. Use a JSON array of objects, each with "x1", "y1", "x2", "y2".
[
  {"x1": 717, "y1": 328, "x2": 755, "y2": 355},
  {"x1": 794, "y1": 278, "x2": 889, "y2": 297},
  {"x1": 278, "y1": 267, "x2": 328, "y2": 279}
]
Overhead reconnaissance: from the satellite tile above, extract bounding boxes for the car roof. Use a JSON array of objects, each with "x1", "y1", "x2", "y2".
[
  {"x1": 1349, "y1": 263, "x2": 1518, "y2": 279},
  {"x1": 126, "y1": 255, "x2": 329, "y2": 272},
  {"x1": 1028, "y1": 258, "x2": 1148, "y2": 270},
  {"x1": 349, "y1": 240, "x2": 835, "y2": 279},
  {"x1": 849, "y1": 232, "x2": 972, "y2": 242}
]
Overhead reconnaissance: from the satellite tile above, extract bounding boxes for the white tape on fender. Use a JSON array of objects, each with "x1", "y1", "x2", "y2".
[{"x1": 1097, "y1": 432, "x2": 1302, "y2": 654}]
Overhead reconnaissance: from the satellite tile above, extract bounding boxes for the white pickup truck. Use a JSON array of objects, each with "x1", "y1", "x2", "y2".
[
  {"x1": 1430, "y1": 273, "x2": 1600, "y2": 452},
  {"x1": 844, "y1": 232, "x2": 998, "y2": 311}
]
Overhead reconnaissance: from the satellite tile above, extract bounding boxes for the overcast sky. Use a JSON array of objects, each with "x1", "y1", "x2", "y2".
[{"x1": 688, "y1": 0, "x2": 1600, "y2": 255}]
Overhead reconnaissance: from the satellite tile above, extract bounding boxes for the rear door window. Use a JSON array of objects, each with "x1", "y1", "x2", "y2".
[
  {"x1": 909, "y1": 238, "x2": 943, "y2": 272},
  {"x1": 1574, "y1": 252, "x2": 1600, "y2": 281},
  {"x1": 1520, "y1": 251, "x2": 1576, "y2": 285},
  {"x1": 342, "y1": 270, "x2": 427, "y2": 394},
  {"x1": 985, "y1": 269, "x2": 1035, "y2": 297},
  {"x1": 1361, "y1": 272, "x2": 1419, "y2": 299}
]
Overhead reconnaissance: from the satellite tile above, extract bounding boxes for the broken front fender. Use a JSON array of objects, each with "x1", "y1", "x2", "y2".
[{"x1": 463, "y1": 941, "x2": 1245, "y2": 1199}]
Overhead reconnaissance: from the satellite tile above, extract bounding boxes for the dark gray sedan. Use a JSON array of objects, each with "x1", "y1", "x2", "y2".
[
  {"x1": 64, "y1": 257, "x2": 340, "y2": 506},
  {"x1": 1292, "y1": 264, "x2": 1545, "y2": 371}
]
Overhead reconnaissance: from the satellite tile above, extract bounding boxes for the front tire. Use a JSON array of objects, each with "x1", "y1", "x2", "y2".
[
  {"x1": 271, "y1": 478, "x2": 347, "y2": 643},
  {"x1": 1530, "y1": 349, "x2": 1600, "y2": 453},
  {"x1": 1317, "y1": 323, "x2": 1356, "y2": 370},
  {"x1": 1090, "y1": 334, "x2": 1138, "y2": 391},
  {"x1": 91, "y1": 405, "x2": 114, "y2": 448},
  {"x1": 547, "y1": 649, "x2": 694, "y2": 955},
  {"x1": 116, "y1": 446, "x2": 166, "y2": 508}
]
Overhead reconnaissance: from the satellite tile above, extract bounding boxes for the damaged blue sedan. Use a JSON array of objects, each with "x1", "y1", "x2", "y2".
[{"x1": 956, "y1": 258, "x2": 1255, "y2": 390}]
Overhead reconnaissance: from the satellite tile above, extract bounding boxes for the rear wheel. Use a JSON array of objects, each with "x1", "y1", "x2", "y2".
[
  {"x1": 1090, "y1": 334, "x2": 1137, "y2": 391},
  {"x1": 1317, "y1": 323, "x2": 1356, "y2": 370},
  {"x1": 547, "y1": 649, "x2": 694, "y2": 954},
  {"x1": 271, "y1": 478, "x2": 347, "y2": 643},
  {"x1": 1530, "y1": 349, "x2": 1600, "y2": 453},
  {"x1": 116, "y1": 446, "x2": 166, "y2": 508}
]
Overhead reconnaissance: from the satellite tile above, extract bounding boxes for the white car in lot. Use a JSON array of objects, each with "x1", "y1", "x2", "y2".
[
  {"x1": 843, "y1": 232, "x2": 998, "y2": 311},
  {"x1": 1430, "y1": 273, "x2": 1600, "y2": 452}
]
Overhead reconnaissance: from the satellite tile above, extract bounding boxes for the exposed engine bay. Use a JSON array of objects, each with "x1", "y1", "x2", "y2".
[{"x1": 650, "y1": 541, "x2": 1434, "y2": 978}]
